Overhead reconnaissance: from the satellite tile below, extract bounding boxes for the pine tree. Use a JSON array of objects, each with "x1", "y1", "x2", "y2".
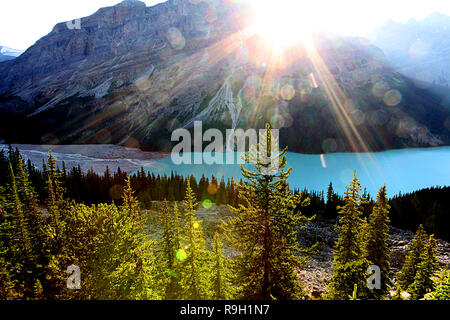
[
  {"x1": 15, "y1": 154, "x2": 43, "y2": 257},
  {"x1": 0, "y1": 201, "x2": 18, "y2": 299},
  {"x1": 171, "y1": 203, "x2": 182, "y2": 252},
  {"x1": 37, "y1": 152, "x2": 73, "y2": 299},
  {"x1": 0, "y1": 256, "x2": 17, "y2": 300},
  {"x1": 397, "y1": 225, "x2": 428, "y2": 291},
  {"x1": 179, "y1": 180, "x2": 210, "y2": 300},
  {"x1": 409, "y1": 235, "x2": 440, "y2": 299},
  {"x1": 429, "y1": 268, "x2": 450, "y2": 300},
  {"x1": 160, "y1": 200, "x2": 174, "y2": 269},
  {"x1": 44, "y1": 152, "x2": 66, "y2": 238},
  {"x1": 0, "y1": 150, "x2": 9, "y2": 186},
  {"x1": 325, "y1": 182, "x2": 336, "y2": 219},
  {"x1": 224, "y1": 124, "x2": 315, "y2": 300},
  {"x1": 328, "y1": 171, "x2": 370, "y2": 300},
  {"x1": 363, "y1": 185, "x2": 392, "y2": 298},
  {"x1": 167, "y1": 203, "x2": 184, "y2": 300},
  {"x1": 121, "y1": 176, "x2": 140, "y2": 217},
  {"x1": 87, "y1": 178, "x2": 162, "y2": 299},
  {"x1": 158, "y1": 200, "x2": 183, "y2": 299},
  {"x1": 2, "y1": 163, "x2": 39, "y2": 298},
  {"x1": 210, "y1": 231, "x2": 231, "y2": 300},
  {"x1": 15, "y1": 154, "x2": 39, "y2": 212}
]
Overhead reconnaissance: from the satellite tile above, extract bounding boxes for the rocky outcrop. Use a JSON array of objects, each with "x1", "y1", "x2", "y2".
[{"x1": 297, "y1": 219, "x2": 450, "y2": 297}]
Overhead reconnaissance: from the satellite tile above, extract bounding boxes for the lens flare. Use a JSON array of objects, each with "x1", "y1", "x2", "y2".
[
  {"x1": 176, "y1": 249, "x2": 188, "y2": 262},
  {"x1": 202, "y1": 199, "x2": 213, "y2": 209},
  {"x1": 384, "y1": 90, "x2": 402, "y2": 107},
  {"x1": 280, "y1": 84, "x2": 295, "y2": 101},
  {"x1": 167, "y1": 27, "x2": 186, "y2": 50}
]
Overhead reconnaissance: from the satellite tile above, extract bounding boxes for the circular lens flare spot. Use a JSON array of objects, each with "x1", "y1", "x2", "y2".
[
  {"x1": 280, "y1": 84, "x2": 295, "y2": 101},
  {"x1": 176, "y1": 249, "x2": 188, "y2": 262},
  {"x1": 202, "y1": 199, "x2": 213, "y2": 209},
  {"x1": 167, "y1": 27, "x2": 186, "y2": 50},
  {"x1": 207, "y1": 183, "x2": 218, "y2": 195},
  {"x1": 372, "y1": 81, "x2": 389, "y2": 98},
  {"x1": 384, "y1": 90, "x2": 402, "y2": 107}
]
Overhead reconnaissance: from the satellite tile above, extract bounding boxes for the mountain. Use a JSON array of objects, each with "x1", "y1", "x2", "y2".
[
  {"x1": 371, "y1": 12, "x2": 450, "y2": 86},
  {"x1": 0, "y1": 46, "x2": 23, "y2": 62},
  {"x1": 0, "y1": 0, "x2": 450, "y2": 153}
]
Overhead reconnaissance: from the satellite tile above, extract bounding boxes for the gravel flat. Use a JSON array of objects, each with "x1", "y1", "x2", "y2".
[{"x1": 0, "y1": 144, "x2": 169, "y2": 174}]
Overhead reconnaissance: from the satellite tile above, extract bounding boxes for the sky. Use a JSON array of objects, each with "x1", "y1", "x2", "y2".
[{"x1": 1, "y1": 0, "x2": 450, "y2": 50}]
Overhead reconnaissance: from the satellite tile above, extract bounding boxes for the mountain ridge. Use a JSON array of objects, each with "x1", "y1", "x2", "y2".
[
  {"x1": 0, "y1": 45, "x2": 23, "y2": 62},
  {"x1": 0, "y1": 0, "x2": 449, "y2": 153},
  {"x1": 371, "y1": 12, "x2": 450, "y2": 86}
]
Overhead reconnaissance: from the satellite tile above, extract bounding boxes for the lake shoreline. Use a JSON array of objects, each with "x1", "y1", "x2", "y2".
[{"x1": 1, "y1": 144, "x2": 449, "y2": 197}]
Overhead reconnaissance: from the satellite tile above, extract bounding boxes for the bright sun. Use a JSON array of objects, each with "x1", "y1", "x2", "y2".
[{"x1": 250, "y1": 0, "x2": 326, "y2": 48}]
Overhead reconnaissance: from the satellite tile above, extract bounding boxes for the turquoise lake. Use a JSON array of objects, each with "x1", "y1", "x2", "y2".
[{"x1": 140, "y1": 147, "x2": 450, "y2": 197}]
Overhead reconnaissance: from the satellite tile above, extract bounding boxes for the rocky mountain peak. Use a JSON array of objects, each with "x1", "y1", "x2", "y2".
[{"x1": 117, "y1": 0, "x2": 147, "y2": 7}]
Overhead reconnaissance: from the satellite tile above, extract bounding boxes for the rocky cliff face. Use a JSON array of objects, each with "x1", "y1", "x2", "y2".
[
  {"x1": 0, "y1": 0, "x2": 243, "y2": 113},
  {"x1": 0, "y1": 0, "x2": 450, "y2": 153}
]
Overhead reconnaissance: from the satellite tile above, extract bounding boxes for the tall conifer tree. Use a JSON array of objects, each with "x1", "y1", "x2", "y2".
[
  {"x1": 328, "y1": 171, "x2": 370, "y2": 300},
  {"x1": 397, "y1": 225, "x2": 428, "y2": 291},
  {"x1": 409, "y1": 235, "x2": 440, "y2": 299},
  {"x1": 364, "y1": 185, "x2": 392, "y2": 298},
  {"x1": 210, "y1": 231, "x2": 231, "y2": 300},
  {"x1": 179, "y1": 181, "x2": 210, "y2": 300},
  {"x1": 224, "y1": 124, "x2": 315, "y2": 300}
]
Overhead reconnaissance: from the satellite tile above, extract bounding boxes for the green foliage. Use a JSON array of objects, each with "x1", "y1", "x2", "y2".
[
  {"x1": 160, "y1": 201, "x2": 175, "y2": 269},
  {"x1": 0, "y1": 155, "x2": 163, "y2": 300},
  {"x1": 428, "y1": 268, "x2": 450, "y2": 300},
  {"x1": 179, "y1": 181, "x2": 211, "y2": 300},
  {"x1": 325, "y1": 182, "x2": 341, "y2": 219},
  {"x1": 224, "y1": 124, "x2": 316, "y2": 300},
  {"x1": 409, "y1": 235, "x2": 440, "y2": 299},
  {"x1": 210, "y1": 231, "x2": 232, "y2": 300},
  {"x1": 397, "y1": 225, "x2": 428, "y2": 291},
  {"x1": 363, "y1": 185, "x2": 392, "y2": 298},
  {"x1": 0, "y1": 146, "x2": 447, "y2": 301},
  {"x1": 390, "y1": 186, "x2": 450, "y2": 241},
  {"x1": 0, "y1": 160, "x2": 43, "y2": 299},
  {"x1": 157, "y1": 201, "x2": 183, "y2": 299},
  {"x1": 328, "y1": 171, "x2": 370, "y2": 300},
  {"x1": 80, "y1": 178, "x2": 162, "y2": 300}
]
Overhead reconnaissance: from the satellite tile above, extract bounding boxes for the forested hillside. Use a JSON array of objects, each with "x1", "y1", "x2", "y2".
[{"x1": 0, "y1": 129, "x2": 448, "y2": 300}]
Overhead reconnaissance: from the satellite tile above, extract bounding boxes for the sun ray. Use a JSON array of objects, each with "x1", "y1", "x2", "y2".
[{"x1": 304, "y1": 43, "x2": 388, "y2": 184}]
